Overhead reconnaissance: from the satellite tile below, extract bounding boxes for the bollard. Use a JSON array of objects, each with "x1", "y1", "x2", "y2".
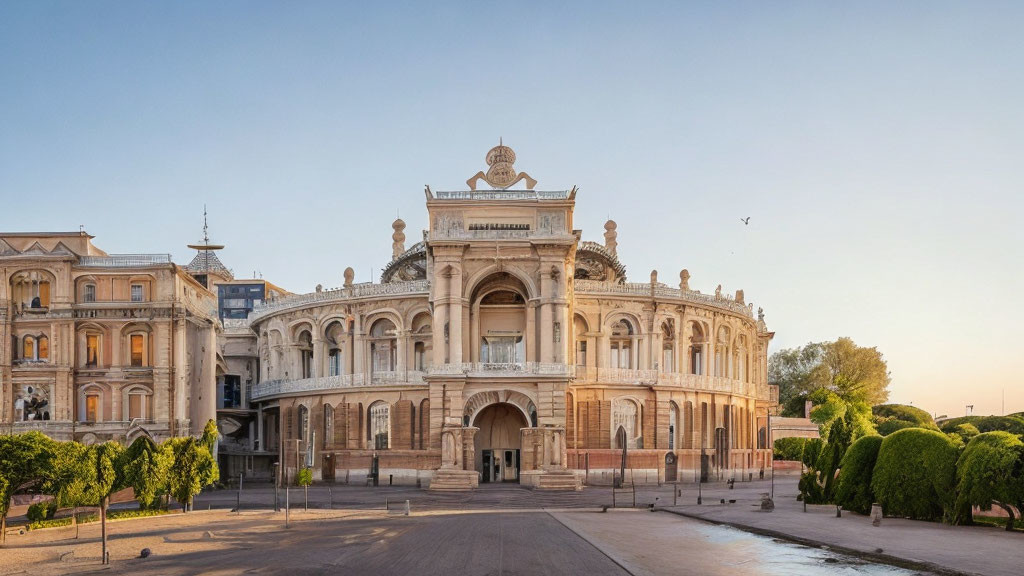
[
  {"x1": 871, "y1": 503, "x2": 883, "y2": 527},
  {"x1": 404, "y1": 499, "x2": 410, "y2": 516},
  {"x1": 836, "y1": 506, "x2": 842, "y2": 518},
  {"x1": 285, "y1": 485, "x2": 290, "y2": 528}
]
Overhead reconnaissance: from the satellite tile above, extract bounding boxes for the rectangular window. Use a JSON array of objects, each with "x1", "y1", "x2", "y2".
[
  {"x1": 38, "y1": 337, "x2": 48, "y2": 360},
  {"x1": 576, "y1": 341, "x2": 587, "y2": 367},
  {"x1": 86, "y1": 395, "x2": 99, "y2": 422},
  {"x1": 130, "y1": 284, "x2": 144, "y2": 302},
  {"x1": 129, "y1": 394, "x2": 144, "y2": 420},
  {"x1": 84, "y1": 284, "x2": 96, "y2": 302},
  {"x1": 39, "y1": 282, "x2": 50, "y2": 307},
  {"x1": 130, "y1": 334, "x2": 144, "y2": 367},
  {"x1": 86, "y1": 334, "x2": 99, "y2": 366},
  {"x1": 223, "y1": 298, "x2": 247, "y2": 308}
]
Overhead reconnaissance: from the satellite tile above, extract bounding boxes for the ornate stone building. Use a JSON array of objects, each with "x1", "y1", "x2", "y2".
[
  {"x1": 2, "y1": 144, "x2": 778, "y2": 489},
  {"x1": 0, "y1": 232, "x2": 219, "y2": 443},
  {"x1": 238, "y1": 144, "x2": 778, "y2": 488}
]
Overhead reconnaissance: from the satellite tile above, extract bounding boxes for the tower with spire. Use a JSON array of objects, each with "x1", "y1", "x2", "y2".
[{"x1": 184, "y1": 206, "x2": 233, "y2": 289}]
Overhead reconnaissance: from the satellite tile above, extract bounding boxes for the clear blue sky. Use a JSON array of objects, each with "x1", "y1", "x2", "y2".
[{"x1": 2, "y1": 1, "x2": 1021, "y2": 418}]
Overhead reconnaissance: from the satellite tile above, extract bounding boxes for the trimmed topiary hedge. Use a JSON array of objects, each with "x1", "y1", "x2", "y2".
[
  {"x1": 953, "y1": 431, "x2": 1024, "y2": 528},
  {"x1": 834, "y1": 435, "x2": 883, "y2": 514},
  {"x1": 26, "y1": 500, "x2": 56, "y2": 522},
  {"x1": 871, "y1": 428, "x2": 959, "y2": 521},
  {"x1": 773, "y1": 437, "x2": 807, "y2": 461},
  {"x1": 939, "y1": 415, "x2": 1024, "y2": 436}
]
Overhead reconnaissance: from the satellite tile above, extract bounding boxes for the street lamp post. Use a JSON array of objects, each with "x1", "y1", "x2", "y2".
[{"x1": 768, "y1": 412, "x2": 774, "y2": 500}]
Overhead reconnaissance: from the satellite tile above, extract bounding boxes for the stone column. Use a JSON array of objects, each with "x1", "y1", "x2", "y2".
[
  {"x1": 462, "y1": 426, "x2": 478, "y2": 471},
  {"x1": 352, "y1": 315, "x2": 364, "y2": 377},
  {"x1": 312, "y1": 337, "x2": 325, "y2": 377},
  {"x1": 525, "y1": 302, "x2": 537, "y2": 362},
  {"x1": 539, "y1": 271, "x2": 553, "y2": 363},
  {"x1": 449, "y1": 266, "x2": 463, "y2": 364},
  {"x1": 469, "y1": 301, "x2": 480, "y2": 363}
]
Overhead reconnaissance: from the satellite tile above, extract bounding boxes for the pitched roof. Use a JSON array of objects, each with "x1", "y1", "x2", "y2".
[{"x1": 184, "y1": 250, "x2": 234, "y2": 279}]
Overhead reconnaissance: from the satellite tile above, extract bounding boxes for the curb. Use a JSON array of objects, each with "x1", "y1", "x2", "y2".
[{"x1": 657, "y1": 507, "x2": 979, "y2": 576}]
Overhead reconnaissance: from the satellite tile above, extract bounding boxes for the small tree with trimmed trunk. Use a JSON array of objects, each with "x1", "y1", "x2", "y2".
[
  {"x1": 165, "y1": 437, "x2": 216, "y2": 512},
  {"x1": 122, "y1": 437, "x2": 171, "y2": 510},
  {"x1": 0, "y1": 432, "x2": 54, "y2": 546},
  {"x1": 954, "y1": 431, "x2": 1024, "y2": 530}
]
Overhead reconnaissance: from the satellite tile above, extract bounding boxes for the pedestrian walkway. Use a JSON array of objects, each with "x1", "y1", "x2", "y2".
[{"x1": 664, "y1": 476, "x2": 1024, "y2": 576}]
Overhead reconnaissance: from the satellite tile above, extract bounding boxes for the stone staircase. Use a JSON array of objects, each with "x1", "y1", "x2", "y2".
[{"x1": 429, "y1": 468, "x2": 479, "y2": 491}]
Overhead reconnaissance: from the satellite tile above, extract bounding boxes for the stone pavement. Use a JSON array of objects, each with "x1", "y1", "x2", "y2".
[{"x1": 663, "y1": 475, "x2": 1024, "y2": 576}]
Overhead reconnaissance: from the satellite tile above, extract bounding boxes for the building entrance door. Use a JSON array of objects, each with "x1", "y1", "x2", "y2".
[
  {"x1": 481, "y1": 449, "x2": 520, "y2": 482},
  {"x1": 473, "y1": 403, "x2": 527, "y2": 483}
]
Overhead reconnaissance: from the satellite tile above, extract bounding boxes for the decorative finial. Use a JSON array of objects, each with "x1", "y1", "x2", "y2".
[
  {"x1": 466, "y1": 140, "x2": 537, "y2": 190},
  {"x1": 343, "y1": 267, "x2": 355, "y2": 288},
  {"x1": 735, "y1": 289, "x2": 745, "y2": 305},
  {"x1": 392, "y1": 218, "x2": 407, "y2": 259},
  {"x1": 604, "y1": 220, "x2": 618, "y2": 255},
  {"x1": 715, "y1": 284, "x2": 722, "y2": 300},
  {"x1": 679, "y1": 269, "x2": 690, "y2": 291},
  {"x1": 650, "y1": 270, "x2": 658, "y2": 284}
]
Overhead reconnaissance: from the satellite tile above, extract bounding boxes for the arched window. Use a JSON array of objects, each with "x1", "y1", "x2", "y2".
[
  {"x1": 369, "y1": 402, "x2": 390, "y2": 449},
  {"x1": 80, "y1": 384, "x2": 104, "y2": 423},
  {"x1": 324, "y1": 320, "x2": 347, "y2": 377},
  {"x1": 324, "y1": 404, "x2": 334, "y2": 449},
  {"x1": 38, "y1": 336, "x2": 48, "y2": 361},
  {"x1": 612, "y1": 398, "x2": 639, "y2": 448},
  {"x1": 610, "y1": 320, "x2": 633, "y2": 369},
  {"x1": 369, "y1": 319, "x2": 397, "y2": 375},
  {"x1": 662, "y1": 320, "x2": 675, "y2": 372},
  {"x1": 715, "y1": 326, "x2": 731, "y2": 377},
  {"x1": 297, "y1": 330, "x2": 313, "y2": 379},
  {"x1": 669, "y1": 402, "x2": 679, "y2": 450},
  {"x1": 22, "y1": 336, "x2": 35, "y2": 360},
  {"x1": 574, "y1": 315, "x2": 588, "y2": 367},
  {"x1": 689, "y1": 322, "x2": 705, "y2": 375},
  {"x1": 297, "y1": 405, "x2": 309, "y2": 442}
]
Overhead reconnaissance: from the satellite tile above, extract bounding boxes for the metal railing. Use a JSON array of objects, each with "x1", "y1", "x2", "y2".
[{"x1": 77, "y1": 254, "x2": 173, "y2": 267}]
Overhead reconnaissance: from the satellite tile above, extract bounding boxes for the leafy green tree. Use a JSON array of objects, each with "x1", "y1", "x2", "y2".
[
  {"x1": 768, "y1": 342, "x2": 825, "y2": 416},
  {"x1": 769, "y1": 338, "x2": 891, "y2": 416},
  {"x1": 165, "y1": 437, "x2": 216, "y2": 512},
  {"x1": 88, "y1": 441, "x2": 126, "y2": 563},
  {"x1": 834, "y1": 435, "x2": 883, "y2": 514},
  {"x1": 953, "y1": 432, "x2": 1024, "y2": 530},
  {"x1": 949, "y1": 423, "x2": 981, "y2": 444},
  {"x1": 122, "y1": 437, "x2": 172, "y2": 510},
  {"x1": 871, "y1": 428, "x2": 959, "y2": 522},
  {"x1": 0, "y1": 432, "x2": 55, "y2": 545},
  {"x1": 41, "y1": 441, "x2": 93, "y2": 538},
  {"x1": 772, "y1": 437, "x2": 807, "y2": 461},
  {"x1": 200, "y1": 419, "x2": 220, "y2": 485}
]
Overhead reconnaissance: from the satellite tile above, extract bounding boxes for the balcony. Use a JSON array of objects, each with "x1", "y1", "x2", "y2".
[
  {"x1": 574, "y1": 279, "x2": 754, "y2": 317},
  {"x1": 432, "y1": 190, "x2": 572, "y2": 201},
  {"x1": 573, "y1": 366, "x2": 760, "y2": 397},
  {"x1": 249, "y1": 371, "x2": 426, "y2": 401},
  {"x1": 427, "y1": 362, "x2": 575, "y2": 378},
  {"x1": 248, "y1": 280, "x2": 429, "y2": 323}
]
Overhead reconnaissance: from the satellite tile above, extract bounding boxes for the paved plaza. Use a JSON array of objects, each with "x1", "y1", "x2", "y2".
[{"x1": 3, "y1": 477, "x2": 1022, "y2": 575}]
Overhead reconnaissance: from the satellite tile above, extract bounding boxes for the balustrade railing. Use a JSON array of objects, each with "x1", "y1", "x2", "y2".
[
  {"x1": 250, "y1": 370, "x2": 427, "y2": 401},
  {"x1": 426, "y1": 362, "x2": 575, "y2": 377},
  {"x1": 433, "y1": 190, "x2": 571, "y2": 200},
  {"x1": 574, "y1": 280, "x2": 753, "y2": 317},
  {"x1": 573, "y1": 366, "x2": 760, "y2": 397},
  {"x1": 248, "y1": 280, "x2": 429, "y2": 323},
  {"x1": 78, "y1": 254, "x2": 173, "y2": 267}
]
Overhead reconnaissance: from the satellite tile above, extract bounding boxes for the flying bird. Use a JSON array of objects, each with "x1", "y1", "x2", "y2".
[{"x1": 740, "y1": 217, "x2": 750, "y2": 225}]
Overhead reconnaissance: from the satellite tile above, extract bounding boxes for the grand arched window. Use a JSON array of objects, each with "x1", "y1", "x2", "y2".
[
  {"x1": 369, "y1": 401, "x2": 390, "y2": 449},
  {"x1": 669, "y1": 402, "x2": 680, "y2": 450},
  {"x1": 610, "y1": 320, "x2": 634, "y2": 369},
  {"x1": 10, "y1": 270, "x2": 52, "y2": 311},
  {"x1": 574, "y1": 315, "x2": 589, "y2": 367},
  {"x1": 662, "y1": 320, "x2": 675, "y2": 372},
  {"x1": 369, "y1": 319, "x2": 397, "y2": 375}
]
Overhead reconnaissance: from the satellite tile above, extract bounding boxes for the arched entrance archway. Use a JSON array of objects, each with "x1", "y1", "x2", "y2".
[{"x1": 473, "y1": 403, "x2": 528, "y2": 483}]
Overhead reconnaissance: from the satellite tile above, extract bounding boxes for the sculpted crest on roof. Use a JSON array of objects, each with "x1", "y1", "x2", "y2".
[{"x1": 466, "y1": 139, "x2": 537, "y2": 190}]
